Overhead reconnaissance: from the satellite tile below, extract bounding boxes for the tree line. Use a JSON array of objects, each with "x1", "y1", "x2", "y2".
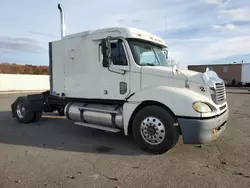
[
  {"x1": 0, "y1": 63, "x2": 49, "y2": 75},
  {"x1": 0, "y1": 59, "x2": 179, "y2": 75}
]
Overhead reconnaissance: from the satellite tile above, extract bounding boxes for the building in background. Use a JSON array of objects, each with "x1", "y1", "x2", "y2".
[{"x1": 188, "y1": 63, "x2": 250, "y2": 86}]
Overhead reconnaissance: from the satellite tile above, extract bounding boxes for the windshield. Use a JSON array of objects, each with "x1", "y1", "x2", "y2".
[{"x1": 127, "y1": 38, "x2": 169, "y2": 67}]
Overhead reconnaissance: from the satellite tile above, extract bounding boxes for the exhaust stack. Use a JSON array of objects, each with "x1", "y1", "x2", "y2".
[{"x1": 57, "y1": 4, "x2": 65, "y2": 39}]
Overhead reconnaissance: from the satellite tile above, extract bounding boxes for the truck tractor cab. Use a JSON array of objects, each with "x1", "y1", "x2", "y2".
[{"x1": 11, "y1": 4, "x2": 229, "y2": 154}]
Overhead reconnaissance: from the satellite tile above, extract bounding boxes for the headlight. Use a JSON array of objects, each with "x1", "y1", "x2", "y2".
[{"x1": 192, "y1": 101, "x2": 212, "y2": 113}]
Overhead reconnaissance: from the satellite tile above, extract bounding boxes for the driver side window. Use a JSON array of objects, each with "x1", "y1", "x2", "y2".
[{"x1": 110, "y1": 40, "x2": 128, "y2": 66}]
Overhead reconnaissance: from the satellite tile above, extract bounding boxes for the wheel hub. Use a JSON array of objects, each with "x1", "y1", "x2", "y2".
[
  {"x1": 147, "y1": 125, "x2": 157, "y2": 135},
  {"x1": 140, "y1": 117, "x2": 166, "y2": 145},
  {"x1": 16, "y1": 103, "x2": 26, "y2": 119}
]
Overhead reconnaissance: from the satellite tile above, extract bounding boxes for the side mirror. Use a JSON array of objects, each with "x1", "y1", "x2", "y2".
[
  {"x1": 163, "y1": 48, "x2": 168, "y2": 59},
  {"x1": 101, "y1": 39, "x2": 111, "y2": 67},
  {"x1": 102, "y1": 58, "x2": 109, "y2": 67},
  {"x1": 101, "y1": 39, "x2": 107, "y2": 57},
  {"x1": 165, "y1": 49, "x2": 168, "y2": 59}
]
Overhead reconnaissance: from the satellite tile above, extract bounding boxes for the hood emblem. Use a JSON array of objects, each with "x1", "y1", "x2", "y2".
[{"x1": 199, "y1": 86, "x2": 206, "y2": 92}]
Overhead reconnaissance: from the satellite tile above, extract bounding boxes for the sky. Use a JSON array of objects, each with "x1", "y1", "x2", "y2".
[{"x1": 0, "y1": 0, "x2": 249, "y2": 68}]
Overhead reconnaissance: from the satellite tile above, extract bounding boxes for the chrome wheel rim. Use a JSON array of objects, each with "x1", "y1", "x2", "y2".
[
  {"x1": 140, "y1": 117, "x2": 165, "y2": 145},
  {"x1": 16, "y1": 102, "x2": 26, "y2": 119}
]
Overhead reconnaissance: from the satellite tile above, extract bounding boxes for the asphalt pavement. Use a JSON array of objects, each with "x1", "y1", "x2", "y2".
[{"x1": 0, "y1": 90, "x2": 250, "y2": 188}]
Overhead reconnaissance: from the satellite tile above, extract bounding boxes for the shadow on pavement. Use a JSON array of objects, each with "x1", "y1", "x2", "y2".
[{"x1": 0, "y1": 111, "x2": 148, "y2": 156}]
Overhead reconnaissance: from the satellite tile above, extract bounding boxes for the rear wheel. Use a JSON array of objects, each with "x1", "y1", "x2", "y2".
[
  {"x1": 14, "y1": 97, "x2": 35, "y2": 124},
  {"x1": 132, "y1": 105, "x2": 179, "y2": 154},
  {"x1": 32, "y1": 111, "x2": 43, "y2": 122}
]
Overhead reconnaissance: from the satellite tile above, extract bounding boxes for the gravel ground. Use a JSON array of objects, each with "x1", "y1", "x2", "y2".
[{"x1": 0, "y1": 90, "x2": 250, "y2": 188}]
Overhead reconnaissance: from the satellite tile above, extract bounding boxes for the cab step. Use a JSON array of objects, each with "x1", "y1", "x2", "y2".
[{"x1": 74, "y1": 122, "x2": 121, "y2": 133}]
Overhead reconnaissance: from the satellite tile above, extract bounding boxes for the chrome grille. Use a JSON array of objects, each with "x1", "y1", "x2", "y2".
[{"x1": 214, "y1": 82, "x2": 226, "y2": 103}]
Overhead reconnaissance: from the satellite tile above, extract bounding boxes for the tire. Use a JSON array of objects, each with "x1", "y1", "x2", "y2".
[
  {"x1": 132, "y1": 105, "x2": 179, "y2": 154},
  {"x1": 13, "y1": 97, "x2": 35, "y2": 124},
  {"x1": 32, "y1": 111, "x2": 43, "y2": 122}
]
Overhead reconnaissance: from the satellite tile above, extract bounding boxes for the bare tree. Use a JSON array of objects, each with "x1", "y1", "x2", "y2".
[{"x1": 0, "y1": 63, "x2": 49, "y2": 75}]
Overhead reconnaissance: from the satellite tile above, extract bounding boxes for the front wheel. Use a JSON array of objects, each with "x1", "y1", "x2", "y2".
[{"x1": 132, "y1": 105, "x2": 179, "y2": 154}]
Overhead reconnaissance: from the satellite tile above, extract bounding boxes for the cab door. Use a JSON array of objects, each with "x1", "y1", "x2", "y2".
[{"x1": 99, "y1": 38, "x2": 131, "y2": 100}]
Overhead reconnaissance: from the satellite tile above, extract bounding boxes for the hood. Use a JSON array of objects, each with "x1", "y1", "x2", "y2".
[{"x1": 142, "y1": 66, "x2": 205, "y2": 84}]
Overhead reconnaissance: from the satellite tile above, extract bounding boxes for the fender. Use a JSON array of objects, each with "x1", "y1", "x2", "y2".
[{"x1": 122, "y1": 86, "x2": 214, "y2": 135}]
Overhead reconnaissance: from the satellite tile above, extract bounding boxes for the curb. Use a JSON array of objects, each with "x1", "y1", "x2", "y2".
[{"x1": 0, "y1": 90, "x2": 46, "y2": 94}]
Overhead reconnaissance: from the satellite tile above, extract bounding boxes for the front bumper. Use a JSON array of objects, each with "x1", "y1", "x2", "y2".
[{"x1": 177, "y1": 109, "x2": 229, "y2": 144}]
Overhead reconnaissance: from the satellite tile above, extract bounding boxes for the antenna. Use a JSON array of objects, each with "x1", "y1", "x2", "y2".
[{"x1": 164, "y1": 15, "x2": 167, "y2": 34}]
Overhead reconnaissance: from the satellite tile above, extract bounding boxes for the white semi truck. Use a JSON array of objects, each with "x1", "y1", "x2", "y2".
[{"x1": 11, "y1": 4, "x2": 229, "y2": 154}]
